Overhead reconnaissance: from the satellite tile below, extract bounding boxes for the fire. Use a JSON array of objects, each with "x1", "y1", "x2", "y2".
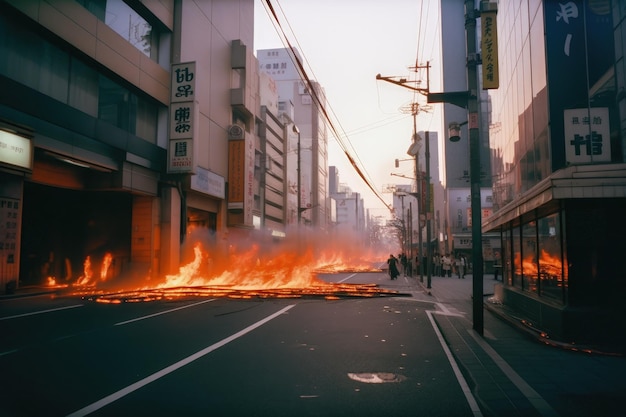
[
  {"x1": 74, "y1": 253, "x2": 114, "y2": 287},
  {"x1": 100, "y1": 253, "x2": 113, "y2": 281},
  {"x1": 72, "y1": 232, "x2": 400, "y2": 302},
  {"x1": 516, "y1": 249, "x2": 567, "y2": 289}
]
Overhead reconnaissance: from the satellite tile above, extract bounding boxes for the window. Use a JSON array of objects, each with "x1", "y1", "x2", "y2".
[
  {"x1": 512, "y1": 225, "x2": 521, "y2": 288},
  {"x1": 522, "y1": 221, "x2": 538, "y2": 293},
  {"x1": 69, "y1": 58, "x2": 99, "y2": 117},
  {"x1": 0, "y1": 5, "x2": 160, "y2": 143},
  {"x1": 98, "y1": 75, "x2": 157, "y2": 142},
  {"x1": 537, "y1": 213, "x2": 566, "y2": 303},
  {"x1": 76, "y1": 0, "x2": 156, "y2": 60}
]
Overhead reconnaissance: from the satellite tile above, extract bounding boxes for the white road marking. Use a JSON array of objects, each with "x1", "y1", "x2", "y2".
[
  {"x1": 0, "y1": 304, "x2": 83, "y2": 321},
  {"x1": 338, "y1": 273, "x2": 356, "y2": 283},
  {"x1": 426, "y1": 310, "x2": 484, "y2": 417},
  {"x1": 65, "y1": 304, "x2": 296, "y2": 417},
  {"x1": 466, "y1": 330, "x2": 559, "y2": 417},
  {"x1": 114, "y1": 298, "x2": 217, "y2": 326}
]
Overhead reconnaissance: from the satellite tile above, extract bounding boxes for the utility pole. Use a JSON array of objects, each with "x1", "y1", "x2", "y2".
[
  {"x1": 376, "y1": 2, "x2": 489, "y2": 335},
  {"x1": 425, "y1": 131, "x2": 432, "y2": 290},
  {"x1": 293, "y1": 125, "x2": 302, "y2": 227},
  {"x1": 465, "y1": 0, "x2": 484, "y2": 336}
]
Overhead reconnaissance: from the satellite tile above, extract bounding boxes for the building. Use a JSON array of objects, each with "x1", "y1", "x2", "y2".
[
  {"x1": 257, "y1": 47, "x2": 330, "y2": 230},
  {"x1": 329, "y1": 165, "x2": 364, "y2": 233},
  {"x1": 439, "y1": 0, "x2": 496, "y2": 266},
  {"x1": 256, "y1": 72, "x2": 287, "y2": 236},
  {"x1": 0, "y1": 0, "x2": 263, "y2": 292},
  {"x1": 481, "y1": 1, "x2": 626, "y2": 346}
]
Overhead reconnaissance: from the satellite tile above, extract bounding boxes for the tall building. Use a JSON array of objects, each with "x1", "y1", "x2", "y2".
[
  {"x1": 257, "y1": 71, "x2": 288, "y2": 235},
  {"x1": 329, "y1": 166, "x2": 364, "y2": 233},
  {"x1": 0, "y1": 0, "x2": 262, "y2": 292},
  {"x1": 481, "y1": 1, "x2": 626, "y2": 345},
  {"x1": 439, "y1": 0, "x2": 496, "y2": 265},
  {"x1": 257, "y1": 47, "x2": 330, "y2": 230}
]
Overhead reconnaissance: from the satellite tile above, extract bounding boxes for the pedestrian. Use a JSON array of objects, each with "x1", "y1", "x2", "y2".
[
  {"x1": 387, "y1": 254, "x2": 400, "y2": 280},
  {"x1": 442, "y1": 253, "x2": 452, "y2": 277},
  {"x1": 400, "y1": 253, "x2": 408, "y2": 277},
  {"x1": 406, "y1": 254, "x2": 413, "y2": 277},
  {"x1": 457, "y1": 254, "x2": 466, "y2": 279}
]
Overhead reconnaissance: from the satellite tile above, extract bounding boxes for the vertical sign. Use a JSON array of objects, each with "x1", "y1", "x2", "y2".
[
  {"x1": 0, "y1": 196, "x2": 21, "y2": 288},
  {"x1": 168, "y1": 62, "x2": 197, "y2": 173},
  {"x1": 481, "y1": 10, "x2": 499, "y2": 89},
  {"x1": 228, "y1": 140, "x2": 245, "y2": 209},
  {"x1": 564, "y1": 107, "x2": 610, "y2": 164}
]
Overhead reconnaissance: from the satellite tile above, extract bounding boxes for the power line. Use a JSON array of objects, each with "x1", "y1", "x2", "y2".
[{"x1": 261, "y1": 0, "x2": 393, "y2": 212}]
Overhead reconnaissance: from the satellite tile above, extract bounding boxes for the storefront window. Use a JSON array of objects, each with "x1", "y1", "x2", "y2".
[
  {"x1": 538, "y1": 212, "x2": 566, "y2": 303},
  {"x1": 512, "y1": 226, "x2": 521, "y2": 288},
  {"x1": 503, "y1": 226, "x2": 512, "y2": 285},
  {"x1": 522, "y1": 221, "x2": 538, "y2": 293}
]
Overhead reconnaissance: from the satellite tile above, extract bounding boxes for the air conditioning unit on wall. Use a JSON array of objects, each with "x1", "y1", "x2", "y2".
[{"x1": 228, "y1": 124, "x2": 244, "y2": 139}]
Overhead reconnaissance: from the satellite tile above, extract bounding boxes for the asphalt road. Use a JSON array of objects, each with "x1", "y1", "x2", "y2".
[{"x1": 0, "y1": 271, "x2": 480, "y2": 417}]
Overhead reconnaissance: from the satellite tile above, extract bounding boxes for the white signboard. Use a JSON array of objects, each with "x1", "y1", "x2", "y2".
[
  {"x1": 0, "y1": 130, "x2": 32, "y2": 170},
  {"x1": 168, "y1": 62, "x2": 197, "y2": 174},
  {"x1": 564, "y1": 107, "x2": 610, "y2": 164},
  {"x1": 191, "y1": 166, "x2": 225, "y2": 199},
  {"x1": 170, "y1": 62, "x2": 196, "y2": 103}
]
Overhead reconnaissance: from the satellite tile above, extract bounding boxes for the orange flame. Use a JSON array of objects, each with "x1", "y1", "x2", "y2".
[{"x1": 72, "y1": 230, "x2": 400, "y2": 302}]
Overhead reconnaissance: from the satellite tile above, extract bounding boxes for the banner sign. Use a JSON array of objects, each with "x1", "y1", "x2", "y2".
[
  {"x1": 168, "y1": 62, "x2": 197, "y2": 174},
  {"x1": 481, "y1": 10, "x2": 499, "y2": 89}
]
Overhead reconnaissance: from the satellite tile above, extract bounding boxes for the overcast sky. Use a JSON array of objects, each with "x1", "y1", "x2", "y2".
[{"x1": 254, "y1": 0, "x2": 443, "y2": 219}]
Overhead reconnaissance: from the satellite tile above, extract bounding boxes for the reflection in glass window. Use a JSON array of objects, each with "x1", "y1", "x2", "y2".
[
  {"x1": 522, "y1": 221, "x2": 538, "y2": 293},
  {"x1": 513, "y1": 226, "x2": 521, "y2": 289},
  {"x1": 69, "y1": 58, "x2": 99, "y2": 117},
  {"x1": 538, "y1": 213, "x2": 566, "y2": 303},
  {"x1": 99, "y1": 75, "x2": 133, "y2": 132},
  {"x1": 76, "y1": 0, "x2": 154, "y2": 58},
  {"x1": 503, "y1": 226, "x2": 512, "y2": 285}
]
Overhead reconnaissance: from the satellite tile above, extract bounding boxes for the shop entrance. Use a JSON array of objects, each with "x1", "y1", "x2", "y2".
[{"x1": 19, "y1": 182, "x2": 132, "y2": 286}]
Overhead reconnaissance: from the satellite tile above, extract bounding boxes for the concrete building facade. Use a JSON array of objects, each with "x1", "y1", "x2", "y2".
[
  {"x1": 0, "y1": 0, "x2": 266, "y2": 292},
  {"x1": 257, "y1": 47, "x2": 330, "y2": 230}
]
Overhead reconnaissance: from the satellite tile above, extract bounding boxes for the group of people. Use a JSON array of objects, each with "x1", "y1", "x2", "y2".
[
  {"x1": 432, "y1": 253, "x2": 468, "y2": 278},
  {"x1": 387, "y1": 252, "x2": 469, "y2": 280}
]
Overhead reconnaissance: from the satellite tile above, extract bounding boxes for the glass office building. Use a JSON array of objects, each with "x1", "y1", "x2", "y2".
[{"x1": 483, "y1": 0, "x2": 626, "y2": 346}]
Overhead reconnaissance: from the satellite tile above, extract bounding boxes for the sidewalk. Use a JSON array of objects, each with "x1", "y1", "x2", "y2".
[{"x1": 410, "y1": 273, "x2": 626, "y2": 417}]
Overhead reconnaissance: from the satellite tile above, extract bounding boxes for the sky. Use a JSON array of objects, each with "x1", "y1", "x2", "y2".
[{"x1": 253, "y1": 0, "x2": 443, "y2": 220}]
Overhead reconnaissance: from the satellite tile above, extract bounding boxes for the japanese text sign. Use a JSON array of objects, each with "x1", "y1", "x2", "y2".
[{"x1": 564, "y1": 108, "x2": 610, "y2": 164}]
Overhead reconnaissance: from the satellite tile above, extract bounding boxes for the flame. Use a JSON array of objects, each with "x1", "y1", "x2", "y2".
[
  {"x1": 100, "y1": 253, "x2": 113, "y2": 281},
  {"x1": 70, "y1": 230, "x2": 401, "y2": 302},
  {"x1": 74, "y1": 253, "x2": 114, "y2": 287},
  {"x1": 515, "y1": 249, "x2": 567, "y2": 289}
]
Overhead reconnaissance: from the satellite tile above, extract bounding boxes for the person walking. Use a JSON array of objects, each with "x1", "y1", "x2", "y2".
[
  {"x1": 442, "y1": 254, "x2": 452, "y2": 277},
  {"x1": 387, "y1": 254, "x2": 400, "y2": 280},
  {"x1": 458, "y1": 255, "x2": 466, "y2": 279},
  {"x1": 400, "y1": 253, "x2": 408, "y2": 277}
]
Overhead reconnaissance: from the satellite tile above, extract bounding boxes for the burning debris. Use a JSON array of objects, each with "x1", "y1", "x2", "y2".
[{"x1": 61, "y1": 233, "x2": 403, "y2": 302}]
